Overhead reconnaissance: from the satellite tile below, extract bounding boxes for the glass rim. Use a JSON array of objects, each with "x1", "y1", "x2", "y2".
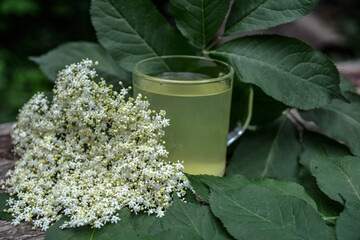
[{"x1": 133, "y1": 55, "x2": 234, "y2": 84}]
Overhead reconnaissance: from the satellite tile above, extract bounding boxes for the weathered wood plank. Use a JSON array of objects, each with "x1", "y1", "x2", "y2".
[{"x1": 0, "y1": 220, "x2": 45, "y2": 240}]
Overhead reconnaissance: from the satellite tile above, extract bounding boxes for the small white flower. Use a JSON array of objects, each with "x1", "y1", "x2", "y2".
[
  {"x1": 156, "y1": 209, "x2": 165, "y2": 218},
  {"x1": 111, "y1": 216, "x2": 120, "y2": 223},
  {"x1": 12, "y1": 219, "x2": 20, "y2": 226}
]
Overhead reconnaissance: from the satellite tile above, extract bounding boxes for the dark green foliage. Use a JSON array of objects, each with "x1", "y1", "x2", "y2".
[
  {"x1": 336, "y1": 201, "x2": 360, "y2": 240},
  {"x1": 310, "y1": 156, "x2": 360, "y2": 204},
  {"x1": 209, "y1": 35, "x2": 343, "y2": 110},
  {"x1": 228, "y1": 116, "x2": 302, "y2": 181},
  {"x1": 45, "y1": 217, "x2": 94, "y2": 240},
  {"x1": 0, "y1": 0, "x2": 95, "y2": 123},
  {"x1": 300, "y1": 94, "x2": 360, "y2": 156},
  {"x1": 0, "y1": 193, "x2": 14, "y2": 221},
  {"x1": 224, "y1": 0, "x2": 318, "y2": 36},
  {"x1": 162, "y1": 195, "x2": 233, "y2": 240},
  {"x1": 210, "y1": 186, "x2": 334, "y2": 240},
  {"x1": 169, "y1": 0, "x2": 230, "y2": 49},
  {"x1": 29, "y1": 42, "x2": 130, "y2": 84},
  {"x1": 90, "y1": 0, "x2": 194, "y2": 72},
  {"x1": 299, "y1": 132, "x2": 348, "y2": 218}
]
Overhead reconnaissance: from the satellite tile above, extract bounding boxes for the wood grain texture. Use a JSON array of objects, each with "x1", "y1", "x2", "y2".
[{"x1": 0, "y1": 220, "x2": 45, "y2": 240}]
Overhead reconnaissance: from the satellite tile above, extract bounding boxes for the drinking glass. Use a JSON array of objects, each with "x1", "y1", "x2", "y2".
[{"x1": 133, "y1": 56, "x2": 252, "y2": 176}]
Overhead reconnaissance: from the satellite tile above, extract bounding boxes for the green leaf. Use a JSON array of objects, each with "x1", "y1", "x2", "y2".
[
  {"x1": 0, "y1": 193, "x2": 14, "y2": 221},
  {"x1": 183, "y1": 188, "x2": 200, "y2": 205},
  {"x1": 310, "y1": 156, "x2": 360, "y2": 204},
  {"x1": 340, "y1": 76, "x2": 358, "y2": 95},
  {"x1": 186, "y1": 175, "x2": 211, "y2": 203},
  {"x1": 30, "y1": 41, "x2": 130, "y2": 83},
  {"x1": 97, "y1": 231, "x2": 151, "y2": 240},
  {"x1": 300, "y1": 95, "x2": 360, "y2": 156},
  {"x1": 46, "y1": 209, "x2": 140, "y2": 240},
  {"x1": 162, "y1": 195, "x2": 233, "y2": 240},
  {"x1": 131, "y1": 212, "x2": 163, "y2": 236},
  {"x1": 154, "y1": 226, "x2": 202, "y2": 240},
  {"x1": 187, "y1": 174, "x2": 251, "y2": 202},
  {"x1": 209, "y1": 35, "x2": 343, "y2": 110},
  {"x1": 45, "y1": 217, "x2": 94, "y2": 240},
  {"x1": 249, "y1": 85, "x2": 286, "y2": 125},
  {"x1": 300, "y1": 131, "x2": 351, "y2": 170},
  {"x1": 224, "y1": 0, "x2": 318, "y2": 36},
  {"x1": 169, "y1": 0, "x2": 230, "y2": 49},
  {"x1": 300, "y1": 167, "x2": 343, "y2": 220},
  {"x1": 251, "y1": 178, "x2": 317, "y2": 210},
  {"x1": 336, "y1": 200, "x2": 360, "y2": 240},
  {"x1": 93, "y1": 208, "x2": 135, "y2": 240},
  {"x1": 299, "y1": 132, "x2": 348, "y2": 218},
  {"x1": 210, "y1": 185, "x2": 334, "y2": 240},
  {"x1": 228, "y1": 116, "x2": 301, "y2": 181},
  {"x1": 189, "y1": 174, "x2": 316, "y2": 210},
  {"x1": 90, "y1": 0, "x2": 195, "y2": 72}
]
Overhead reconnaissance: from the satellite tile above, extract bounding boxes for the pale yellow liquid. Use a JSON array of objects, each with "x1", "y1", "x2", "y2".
[{"x1": 134, "y1": 72, "x2": 232, "y2": 176}]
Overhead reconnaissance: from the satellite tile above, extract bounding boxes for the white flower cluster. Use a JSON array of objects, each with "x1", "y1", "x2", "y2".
[{"x1": 3, "y1": 59, "x2": 190, "y2": 231}]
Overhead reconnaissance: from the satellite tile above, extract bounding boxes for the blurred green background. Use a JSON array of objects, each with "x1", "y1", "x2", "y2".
[
  {"x1": 0, "y1": 0, "x2": 359, "y2": 123},
  {"x1": 0, "y1": 0, "x2": 95, "y2": 123}
]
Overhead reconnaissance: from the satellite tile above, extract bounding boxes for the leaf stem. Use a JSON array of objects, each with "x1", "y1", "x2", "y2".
[
  {"x1": 89, "y1": 229, "x2": 96, "y2": 240},
  {"x1": 322, "y1": 216, "x2": 338, "y2": 223},
  {"x1": 205, "y1": 36, "x2": 224, "y2": 51}
]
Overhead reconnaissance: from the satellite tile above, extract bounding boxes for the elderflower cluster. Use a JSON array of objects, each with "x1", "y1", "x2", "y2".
[{"x1": 3, "y1": 59, "x2": 190, "y2": 231}]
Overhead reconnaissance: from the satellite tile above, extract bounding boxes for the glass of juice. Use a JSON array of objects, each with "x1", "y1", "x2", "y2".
[{"x1": 133, "y1": 56, "x2": 244, "y2": 176}]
